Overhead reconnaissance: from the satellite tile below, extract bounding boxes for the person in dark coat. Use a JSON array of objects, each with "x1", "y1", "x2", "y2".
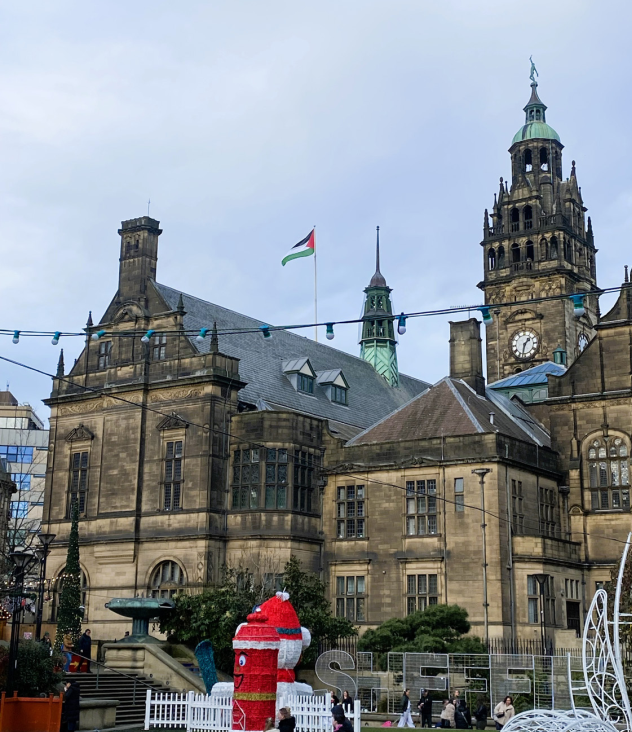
[
  {"x1": 341, "y1": 690, "x2": 353, "y2": 714},
  {"x1": 77, "y1": 629, "x2": 92, "y2": 672},
  {"x1": 473, "y1": 699, "x2": 488, "y2": 731},
  {"x1": 332, "y1": 708, "x2": 353, "y2": 732},
  {"x1": 63, "y1": 681, "x2": 80, "y2": 732},
  {"x1": 277, "y1": 707, "x2": 295, "y2": 732},
  {"x1": 455, "y1": 698, "x2": 471, "y2": 728},
  {"x1": 418, "y1": 689, "x2": 433, "y2": 728}
]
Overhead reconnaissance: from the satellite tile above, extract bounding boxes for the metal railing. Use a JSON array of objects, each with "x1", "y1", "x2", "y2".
[{"x1": 67, "y1": 651, "x2": 160, "y2": 705}]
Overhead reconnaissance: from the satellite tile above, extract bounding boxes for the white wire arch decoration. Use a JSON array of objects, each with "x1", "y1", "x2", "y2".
[{"x1": 503, "y1": 531, "x2": 632, "y2": 732}]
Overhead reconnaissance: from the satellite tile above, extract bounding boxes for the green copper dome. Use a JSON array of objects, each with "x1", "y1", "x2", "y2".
[
  {"x1": 512, "y1": 121, "x2": 560, "y2": 145},
  {"x1": 511, "y1": 81, "x2": 561, "y2": 146}
]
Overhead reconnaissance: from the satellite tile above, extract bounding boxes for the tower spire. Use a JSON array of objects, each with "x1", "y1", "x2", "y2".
[
  {"x1": 369, "y1": 226, "x2": 387, "y2": 287},
  {"x1": 56, "y1": 349, "x2": 65, "y2": 379}
]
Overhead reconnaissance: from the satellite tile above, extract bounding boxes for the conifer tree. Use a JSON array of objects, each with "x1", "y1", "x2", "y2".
[{"x1": 54, "y1": 501, "x2": 82, "y2": 651}]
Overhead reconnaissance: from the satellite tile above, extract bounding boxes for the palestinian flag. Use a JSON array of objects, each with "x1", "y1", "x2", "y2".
[{"x1": 282, "y1": 229, "x2": 315, "y2": 266}]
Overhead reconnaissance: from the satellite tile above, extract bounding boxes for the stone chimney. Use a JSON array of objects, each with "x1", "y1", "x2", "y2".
[{"x1": 449, "y1": 318, "x2": 486, "y2": 396}]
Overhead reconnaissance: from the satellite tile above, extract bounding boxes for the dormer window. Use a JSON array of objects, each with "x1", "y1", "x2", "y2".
[
  {"x1": 332, "y1": 386, "x2": 347, "y2": 405},
  {"x1": 282, "y1": 358, "x2": 317, "y2": 394},
  {"x1": 298, "y1": 374, "x2": 314, "y2": 394},
  {"x1": 316, "y1": 369, "x2": 349, "y2": 405}
]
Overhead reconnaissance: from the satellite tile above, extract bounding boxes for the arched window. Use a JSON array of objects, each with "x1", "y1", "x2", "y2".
[
  {"x1": 540, "y1": 148, "x2": 548, "y2": 171},
  {"x1": 488, "y1": 248, "x2": 496, "y2": 270},
  {"x1": 535, "y1": 110, "x2": 541, "y2": 121},
  {"x1": 497, "y1": 246, "x2": 505, "y2": 268},
  {"x1": 134, "y1": 238, "x2": 139, "y2": 251},
  {"x1": 529, "y1": 110, "x2": 535, "y2": 121},
  {"x1": 550, "y1": 236, "x2": 558, "y2": 258},
  {"x1": 526, "y1": 241, "x2": 534, "y2": 261},
  {"x1": 511, "y1": 242, "x2": 521, "y2": 263},
  {"x1": 148, "y1": 560, "x2": 186, "y2": 598},
  {"x1": 511, "y1": 208, "x2": 520, "y2": 232},
  {"x1": 539, "y1": 239, "x2": 548, "y2": 260},
  {"x1": 524, "y1": 150, "x2": 533, "y2": 172},
  {"x1": 564, "y1": 239, "x2": 572, "y2": 262},
  {"x1": 524, "y1": 205, "x2": 533, "y2": 230},
  {"x1": 51, "y1": 568, "x2": 89, "y2": 622},
  {"x1": 588, "y1": 437, "x2": 630, "y2": 510}
]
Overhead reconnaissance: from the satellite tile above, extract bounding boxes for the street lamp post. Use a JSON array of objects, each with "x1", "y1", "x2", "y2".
[
  {"x1": 472, "y1": 468, "x2": 492, "y2": 647},
  {"x1": 7, "y1": 550, "x2": 36, "y2": 694},
  {"x1": 34, "y1": 533, "x2": 56, "y2": 641},
  {"x1": 534, "y1": 573, "x2": 549, "y2": 655}
]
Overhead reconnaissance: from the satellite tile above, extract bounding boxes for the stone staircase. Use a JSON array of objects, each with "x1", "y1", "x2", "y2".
[{"x1": 65, "y1": 671, "x2": 173, "y2": 728}]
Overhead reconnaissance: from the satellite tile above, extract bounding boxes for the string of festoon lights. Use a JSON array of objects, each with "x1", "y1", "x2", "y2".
[{"x1": 0, "y1": 284, "x2": 621, "y2": 347}]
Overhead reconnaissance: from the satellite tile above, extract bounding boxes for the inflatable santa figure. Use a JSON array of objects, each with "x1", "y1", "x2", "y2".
[
  {"x1": 259, "y1": 591, "x2": 312, "y2": 697},
  {"x1": 231, "y1": 611, "x2": 280, "y2": 732}
]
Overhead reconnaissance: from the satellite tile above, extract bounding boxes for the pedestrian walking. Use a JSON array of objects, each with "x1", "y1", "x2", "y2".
[
  {"x1": 397, "y1": 689, "x2": 415, "y2": 728},
  {"x1": 77, "y1": 629, "x2": 92, "y2": 672},
  {"x1": 473, "y1": 699, "x2": 488, "y2": 730},
  {"x1": 418, "y1": 689, "x2": 433, "y2": 728},
  {"x1": 493, "y1": 696, "x2": 515, "y2": 730}
]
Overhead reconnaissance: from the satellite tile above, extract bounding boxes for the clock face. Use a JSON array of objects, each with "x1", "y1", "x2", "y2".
[
  {"x1": 578, "y1": 333, "x2": 589, "y2": 353},
  {"x1": 511, "y1": 328, "x2": 539, "y2": 360}
]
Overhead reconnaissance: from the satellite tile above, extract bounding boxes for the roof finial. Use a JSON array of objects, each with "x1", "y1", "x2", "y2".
[
  {"x1": 56, "y1": 349, "x2": 65, "y2": 379},
  {"x1": 177, "y1": 293, "x2": 185, "y2": 314},
  {"x1": 210, "y1": 321, "x2": 219, "y2": 353},
  {"x1": 625, "y1": 265, "x2": 629, "y2": 284},
  {"x1": 368, "y1": 226, "x2": 387, "y2": 288},
  {"x1": 529, "y1": 55, "x2": 538, "y2": 86},
  {"x1": 571, "y1": 160, "x2": 576, "y2": 178},
  {"x1": 86, "y1": 311, "x2": 93, "y2": 328}
]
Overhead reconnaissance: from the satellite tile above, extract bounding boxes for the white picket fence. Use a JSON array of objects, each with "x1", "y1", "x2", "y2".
[
  {"x1": 144, "y1": 690, "x2": 360, "y2": 732},
  {"x1": 145, "y1": 691, "x2": 238, "y2": 731}
]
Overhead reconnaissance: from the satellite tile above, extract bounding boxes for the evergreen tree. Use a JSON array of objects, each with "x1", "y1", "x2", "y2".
[{"x1": 54, "y1": 501, "x2": 82, "y2": 651}]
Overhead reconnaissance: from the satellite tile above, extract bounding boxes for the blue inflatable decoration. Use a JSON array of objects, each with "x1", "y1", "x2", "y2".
[{"x1": 195, "y1": 640, "x2": 218, "y2": 693}]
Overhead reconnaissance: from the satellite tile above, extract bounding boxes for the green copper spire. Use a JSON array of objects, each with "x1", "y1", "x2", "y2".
[
  {"x1": 359, "y1": 227, "x2": 399, "y2": 387},
  {"x1": 511, "y1": 60, "x2": 560, "y2": 145}
]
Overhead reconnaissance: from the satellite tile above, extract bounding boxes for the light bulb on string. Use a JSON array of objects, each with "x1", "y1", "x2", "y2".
[
  {"x1": 141, "y1": 330, "x2": 155, "y2": 343},
  {"x1": 196, "y1": 328, "x2": 209, "y2": 343},
  {"x1": 12, "y1": 331, "x2": 19, "y2": 344},
  {"x1": 91, "y1": 330, "x2": 106, "y2": 341},
  {"x1": 51, "y1": 332, "x2": 61, "y2": 346},
  {"x1": 325, "y1": 323, "x2": 335, "y2": 340},
  {"x1": 569, "y1": 294, "x2": 586, "y2": 318},
  {"x1": 397, "y1": 314, "x2": 407, "y2": 335},
  {"x1": 259, "y1": 325, "x2": 271, "y2": 339},
  {"x1": 478, "y1": 307, "x2": 493, "y2": 326}
]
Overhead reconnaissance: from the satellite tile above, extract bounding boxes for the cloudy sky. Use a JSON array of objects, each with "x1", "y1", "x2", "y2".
[{"x1": 1, "y1": 0, "x2": 631, "y2": 422}]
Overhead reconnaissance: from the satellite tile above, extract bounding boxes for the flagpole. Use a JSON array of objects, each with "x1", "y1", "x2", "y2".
[{"x1": 313, "y1": 226, "x2": 318, "y2": 342}]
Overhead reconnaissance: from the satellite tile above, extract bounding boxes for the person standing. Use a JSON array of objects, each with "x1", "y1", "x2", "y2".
[
  {"x1": 62, "y1": 681, "x2": 80, "y2": 732},
  {"x1": 473, "y1": 699, "x2": 488, "y2": 730},
  {"x1": 397, "y1": 689, "x2": 415, "y2": 728},
  {"x1": 77, "y1": 629, "x2": 92, "y2": 672},
  {"x1": 440, "y1": 699, "x2": 455, "y2": 729},
  {"x1": 332, "y1": 709, "x2": 353, "y2": 732},
  {"x1": 418, "y1": 690, "x2": 433, "y2": 728},
  {"x1": 342, "y1": 690, "x2": 353, "y2": 714},
  {"x1": 493, "y1": 696, "x2": 515, "y2": 730},
  {"x1": 277, "y1": 707, "x2": 296, "y2": 732}
]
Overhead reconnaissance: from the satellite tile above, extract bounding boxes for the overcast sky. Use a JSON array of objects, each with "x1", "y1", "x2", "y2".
[{"x1": 1, "y1": 0, "x2": 631, "y2": 423}]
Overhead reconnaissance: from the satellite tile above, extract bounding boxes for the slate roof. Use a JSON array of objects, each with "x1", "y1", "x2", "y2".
[
  {"x1": 153, "y1": 282, "x2": 430, "y2": 431},
  {"x1": 488, "y1": 362, "x2": 566, "y2": 389},
  {"x1": 347, "y1": 376, "x2": 550, "y2": 447}
]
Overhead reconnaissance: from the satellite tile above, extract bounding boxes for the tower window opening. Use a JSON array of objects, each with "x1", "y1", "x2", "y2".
[
  {"x1": 511, "y1": 242, "x2": 521, "y2": 264},
  {"x1": 564, "y1": 239, "x2": 573, "y2": 263},
  {"x1": 524, "y1": 205, "x2": 533, "y2": 230},
  {"x1": 526, "y1": 241, "x2": 534, "y2": 261},
  {"x1": 524, "y1": 150, "x2": 533, "y2": 172},
  {"x1": 135, "y1": 238, "x2": 139, "y2": 250},
  {"x1": 488, "y1": 248, "x2": 496, "y2": 271},
  {"x1": 497, "y1": 246, "x2": 505, "y2": 268},
  {"x1": 540, "y1": 239, "x2": 548, "y2": 260},
  {"x1": 550, "y1": 236, "x2": 558, "y2": 258},
  {"x1": 540, "y1": 148, "x2": 549, "y2": 171},
  {"x1": 535, "y1": 110, "x2": 541, "y2": 120},
  {"x1": 529, "y1": 110, "x2": 535, "y2": 121},
  {"x1": 511, "y1": 208, "x2": 520, "y2": 232}
]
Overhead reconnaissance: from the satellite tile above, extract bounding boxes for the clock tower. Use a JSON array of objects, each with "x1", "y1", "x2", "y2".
[{"x1": 479, "y1": 72, "x2": 598, "y2": 383}]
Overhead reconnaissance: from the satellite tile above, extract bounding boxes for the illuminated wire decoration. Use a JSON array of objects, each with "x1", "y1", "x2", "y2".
[{"x1": 503, "y1": 533, "x2": 632, "y2": 732}]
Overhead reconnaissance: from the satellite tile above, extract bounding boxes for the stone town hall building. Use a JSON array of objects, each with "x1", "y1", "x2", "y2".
[{"x1": 42, "y1": 76, "x2": 632, "y2": 647}]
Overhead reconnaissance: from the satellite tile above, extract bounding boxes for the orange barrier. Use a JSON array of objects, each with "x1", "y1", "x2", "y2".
[{"x1": 0, "y1": 692, "x2": 62, "y2": 732}]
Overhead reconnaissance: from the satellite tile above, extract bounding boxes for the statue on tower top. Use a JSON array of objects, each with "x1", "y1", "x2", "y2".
[{"x1": 529, "y1": 55, "x2": 539, "y2": 85}]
